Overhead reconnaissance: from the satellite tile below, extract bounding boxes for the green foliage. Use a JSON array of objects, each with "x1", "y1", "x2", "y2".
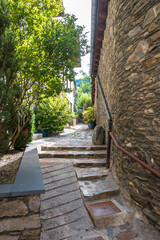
[
  {"x1": 35, "y1": 94, "x2": 72, "y2": 132},
  {"x1": 76, "y1": 76, "x2": 91, "y2": 93},
  {"x1": 14, "y1": 111, "x2": 35, "y2": 150},
  {"x1": 83, "y1": 106, "x2": 95, "y2": 124},
  {"x1": 75, "y1": 76, "x2": 92, "y2": 112},
  {"x1": 78, "y1": 92, "x2": 92, "y2": 111},
  {"x1": 0, "y1": 0, "x2": 20, "y2": 154},
  {"x1": 0, "y1": 0, "x2": 89, "y2": 152}
]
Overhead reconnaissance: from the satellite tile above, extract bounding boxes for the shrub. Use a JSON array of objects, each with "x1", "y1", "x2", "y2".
[
  {"x1": 77, "y1": 92, "x2": 92, "y2": 111},
  {"x1": 14, "y1": 112, "x2": 35, "y2": 150},
  {"x1": 83, "y1": 106, "x2": 95, "y2": 123},
  {"x1": 35, "y1": 94, "x2": 72, "y2": 132}
]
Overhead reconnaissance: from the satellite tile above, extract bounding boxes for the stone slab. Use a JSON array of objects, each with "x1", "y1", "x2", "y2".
[
  {"x1": 75, "y1": 167, "x2": 108, "y2": 180},
  {"x1": 116, "y1": 231, "x2": 138, "y2": 240},
  {"x1": 40, "y1": 189, "x2": 82, "y2": 211},
  {"x1": 39, "y1": 150, "x2": 107, "y2": 159},
  {"x1": 84, "y1": 237, "x2": 104, "y2": 240},
  {"x1": 78, "y1": 177, "x2": 119, "y2": 200},
  {"x1": 41, "y1": 145, "x2": 106, "y2": 151},
  {"x1": 0, "y1": 184, "x2": 12, "y2": 197},
  {"x1": 41, "y1": 182, "x2": 79, "y2": 201},
  {"x1": 40, "y1": 158, "x2": 106, "y2": 168},
  {"x1": 11, "y1": 146, "x2": 45, "y2": 196},
  {"x1": 86, "y1": 200, "x2": 133, "y2": 228},
  {"x1": 87, "y1": 201, "x2": 121, "y2": 218},
  {"x1": 43, "y1": 171, "x2": 76, "y2": 185},
  {"x1": 42, "y1": 165, "x2": 74, "y2": 178}
]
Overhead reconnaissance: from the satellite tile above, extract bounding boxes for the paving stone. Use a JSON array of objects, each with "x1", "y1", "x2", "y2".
[
  {"x1": 86, "y1": 200, "x2": 133, "y2": 228},
  {"x1": 41, "y1": 163, "x2": 72, "y2": 173},
  {"x1": 87, "y1": 201, "x2": 121, "y2": 218},
  {"x1": 41, "y1": 182, "x2": 79, "y2": 200},
  {"x1": 43, "y1": 171, "x2": 76, "y2": 184},
  {"x1": 44, "y1": 176, "x2": 77, "y2": 191},
  {"x1": 40, "y1": 189, "x2": 82, "y2": 211},
  {"x1": 75, "y1": 167, "x2": 108, "y2": 180},
  {"x1": 40, "y1": 224, "x2": 77, "y2": 240},
  {"x1": 78, "y1": 176, "x2": 119, "y2": 200},
  {"x1": 116, "y1": 231, "x2": 138, "y2": 240},
  {"x1": 42, "y1": 205, "x2": 92, "y2": 231},
  {"x1": 42, "y1": 165, "x2": 74, "y2": 179},
  {"x1": 41, "y1": 199, "x2": 84, "y2": 220}
]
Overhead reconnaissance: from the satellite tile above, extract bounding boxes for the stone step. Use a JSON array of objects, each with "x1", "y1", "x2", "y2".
[
  {"x1": 39, "y1": 150, "x2": 107, "y2": 159},
  {"x1": 78, "y1": 172, "x2": 119, "y2": 200},
  {"x1": 41, "y1": 145, "x2": 106, "y2": 151},
  {"x1": 40, "y1": 158, "x2": 106, "y2": 168},
  {"x1": 75, "y1": 167, "x2": 109, "y2": 180},
  {"x1": 86, "y1": 199, "x2": 133, "y2": 228},
  {"x1": 84, "y1": 237, "x2": 104, "y2": 240}
]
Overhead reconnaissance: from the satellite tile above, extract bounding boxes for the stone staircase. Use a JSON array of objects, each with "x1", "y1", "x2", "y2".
[{"x1": 39, "y1": 144, "x2": 154, "y2": 240}]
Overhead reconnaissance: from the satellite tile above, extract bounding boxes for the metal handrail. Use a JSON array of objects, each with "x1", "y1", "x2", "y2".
[
  {"x1": 97, "y1": 75, "x2": 160, "y2": 179},
  {"x1": 110, "y1": 132, "x2": 160, "y2": 179},
  {"x1": 97, "y1": 75, "x2": 112, "y2": 168}
]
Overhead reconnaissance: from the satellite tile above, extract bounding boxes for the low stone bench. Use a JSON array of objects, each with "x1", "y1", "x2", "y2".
[{"x1": 0, "y1": 146, "x2": 45, "y2": 240}]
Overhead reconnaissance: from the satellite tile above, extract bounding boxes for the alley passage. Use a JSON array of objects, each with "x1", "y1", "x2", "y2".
[{"x1": 32, "y1": 124, "x2": 160, "y2": 240}]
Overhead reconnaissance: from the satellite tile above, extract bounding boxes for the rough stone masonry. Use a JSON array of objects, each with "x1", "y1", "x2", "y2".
[
  {"x1": 0, "y1": 195, "x2": 41, "y2": 239},
  {"x1": 95, "y1": 0, "x2": 160, "y2": 230}
]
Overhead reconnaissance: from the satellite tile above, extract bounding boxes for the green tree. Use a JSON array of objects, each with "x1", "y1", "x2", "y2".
[
  {"x1": 0, "y1": 0, "x2": 89, "y2": 152},
  {"x1": 0, "y1": 0, "x2": 21, "y2": 154},
  {"x1": 75, "y1": 76, "x2": 92, "y2": 111}
]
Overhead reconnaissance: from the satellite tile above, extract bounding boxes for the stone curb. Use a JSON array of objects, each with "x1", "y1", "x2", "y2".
[{"x1": 0, "y1": 146, "x2": 45, "y2": 197}]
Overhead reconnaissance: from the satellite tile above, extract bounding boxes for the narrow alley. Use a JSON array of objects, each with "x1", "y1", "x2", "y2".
[{"x1": 32, "y1": 124, "x2": 160, "y2": 240}]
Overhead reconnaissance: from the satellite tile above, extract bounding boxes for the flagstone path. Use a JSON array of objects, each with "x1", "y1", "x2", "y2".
[{"x1": 31, "y1": 124, "x2": 160, "y2": 240}]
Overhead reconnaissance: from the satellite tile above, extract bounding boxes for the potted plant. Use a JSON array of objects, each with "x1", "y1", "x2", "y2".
[{"x1": 83, "y1": 106, "x2": 96, "y2": 129}]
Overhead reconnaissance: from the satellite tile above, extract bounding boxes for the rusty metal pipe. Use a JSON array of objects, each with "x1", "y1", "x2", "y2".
[{"x1": 110, "y1": 132, "x2": 160, "y2": 179}]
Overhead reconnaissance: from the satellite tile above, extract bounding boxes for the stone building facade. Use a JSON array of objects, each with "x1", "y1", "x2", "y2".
[{"x1": 91, "y1": 0, "x2": 160, "y2": 230}]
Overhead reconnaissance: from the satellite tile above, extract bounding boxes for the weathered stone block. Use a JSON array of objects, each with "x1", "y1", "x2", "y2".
[
  {"x1": 22, "y1": 228, "x2": 41, "y2": 239},
  {"x1": 92, "y1": 125, "x2": 105, "y2": 145},
  {"x1": 0, "y1": 236, "x2": 20, "y2": 240},
  {"x1": 0, "y1": 200, "x2": 28, "y2": 218},
  {"x1": 144, "y1": 3, "x2": 160, "y2": 27},
  {"x1": 28, "y1": 195, "x2": 40, "y2": 213},
  {"x1": 0, "y1": 215, "x2": 40, "y2": 233},
  {"x1": 116, "y1": 231, "x2": 138, "y2": 240},
  {"x1": 127, "y1": 40, "x2": 149, "y2": 63},
  {"x1": 128, "y1": 26, "x2": 142, "y2": 38}
]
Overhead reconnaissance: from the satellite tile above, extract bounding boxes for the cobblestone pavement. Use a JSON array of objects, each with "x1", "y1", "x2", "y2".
[
  {"x1": 31, "y1": 124, "x2": 93, "y2": 152},
  {"x1": 31, "y1": 124, "x2": 160, "y2": 240}
]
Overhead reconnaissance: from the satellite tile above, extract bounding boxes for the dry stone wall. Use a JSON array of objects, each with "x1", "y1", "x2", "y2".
[
  {"x1": 0, "y1": 195, "x2": 41, "y2": 239},
  {"x1": 96, "y1": 0, "x2": 160, "y2": 230}
]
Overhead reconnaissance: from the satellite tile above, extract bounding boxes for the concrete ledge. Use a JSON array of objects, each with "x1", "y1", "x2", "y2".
[{"x1": 0, "y1": 146, "x2": 45, "y2": 197}]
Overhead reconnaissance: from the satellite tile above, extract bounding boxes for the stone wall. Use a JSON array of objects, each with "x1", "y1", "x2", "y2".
[
  {"x1": 95, "y1": 0, "x2": 160, "y2": 230},
  {"x1": 0, "y1": 195, "x2": 41, "y2": 239}
]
